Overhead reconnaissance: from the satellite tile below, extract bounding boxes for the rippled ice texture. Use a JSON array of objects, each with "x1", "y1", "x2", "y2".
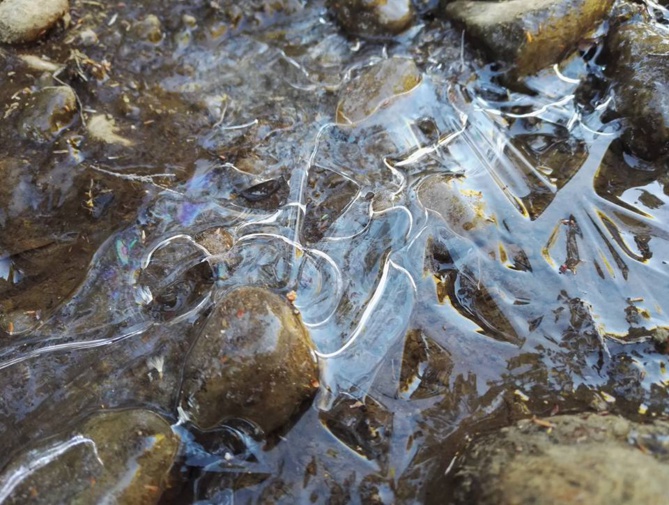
[{"x1": 1, "y1": 1, "x2": 669, "y2": 502}]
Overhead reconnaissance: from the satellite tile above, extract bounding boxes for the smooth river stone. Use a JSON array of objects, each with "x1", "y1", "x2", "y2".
[
  {"x1": 180, "y1": 286, "x2": 319, "y2": 434},
  {"x1": 336, "y1": 56, "x2": 422, "y2": 124}
]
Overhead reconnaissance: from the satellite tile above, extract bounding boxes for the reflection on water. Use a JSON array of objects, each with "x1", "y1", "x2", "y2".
[{"x1": 0, "y1": 1, "x2": 668, "y2": 502}]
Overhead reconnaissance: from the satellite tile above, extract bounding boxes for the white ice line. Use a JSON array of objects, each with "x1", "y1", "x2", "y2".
[
  {"x1": 391, "y1": 121, "x2": 468, "y2": 168},
  {"x1": 314, "y1": 258, "x2": 414, "y2": 359},
  {"x1": 217, "y1": 119, "x2": 258, "y2": 131},
  {"x1": 141, "y1": 234, "x2": 211, "y2": 269},
  {"x1": 0, "y1": 324, "x2": 150, "y2": 371},
  {"x1": 0, "y1": 435, "x2": 104, "y2": 502},
  {"x1": 236, "y1": 233, "x2": 344, "y2": 327},
  {"x1": 477, "y1": 94, "x2": 575, "y2": 119},
  {"x1": 553, "y1": 63, "x2": 580, "y2": 84}
]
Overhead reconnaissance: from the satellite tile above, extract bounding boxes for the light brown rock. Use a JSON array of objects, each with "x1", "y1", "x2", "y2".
[
  {"x1": 336, "y1": 56, "x2": 422, "y2": 124},
  {"x1": 0, "y1": 0, "x2": 69, "y2": 44},
  {"x1": 444, "y1": 414, "x2": 669, "y2": 505},
  {"x1": 445, "y1": 0, "x2": 613, "y2": 76}
]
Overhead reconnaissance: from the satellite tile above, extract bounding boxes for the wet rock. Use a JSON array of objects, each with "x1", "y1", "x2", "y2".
[
  {"x1": 418, "y1": 175, "x2": 490, "y2": 234},
  {"x1": 0, "y1": 409, "x2": 179, "y2": 504},
  {"x1": 604, "y1": 20, "x2": 669, "y2": 160},
  {"x1": 78, "y1": 28, "x2": 98, "y2": 47},
  {"x1": 17, "y1": 86, "x2": 77, "y2": 143},
  {"x1": 236, "y1": 177, "x2": 290, "y2": 210},
  {"x1": 302, "y1": 166, "x2": 358, "y2": 243},
  {"x1": 445, "y1": 414, "x2": 669, "y2": 505},
  {"x1": 651, "y1": 326, "x2": 669, "y2": 354},
  {"x1": 329, "y1": 0, "x2": 415, "y2": 38},
  {"x1": 336, "y1": 56, "x2": 422, "y2": 124},
  {"x1": 134, "y1": 14, "x2": 163, "y2": 44},
  {"x1": 86, "y1": 114, "x2": 134, "y2": 147},
  {"x1": 320, "y1": 395, "x2": 393, "y2": 462},
  {"x1": 444, "y1": 0, "x2": 613, "y2": 76},
  {"x1": 18, "y1": 55, "x2": 63, "y2": 73},
  {"x1": 194, "y1": 227, "x2": 233, "y2": 256},
  {"x1": 399, "y1": 329, "x2": 453, "y2": 399},
  {"x1": 0, "y1": 0, "x2": 69, "y2": 44},
  {"x1": 180, "y1": 286, "x2": 319, "y2": 434}
]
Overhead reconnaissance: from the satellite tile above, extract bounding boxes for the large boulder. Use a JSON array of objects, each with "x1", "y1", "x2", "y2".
[
  {"x1": 604, "y1": 20, "x2": 669, "y2": 160},
  {"x1": 442, "y1": 414, "x2": 669, "y2": 505},
  {"x1": 0, "y1": 0, "x2": 69, "y2": 44},
  {"x1": 444, "y1": 0, "x2": 613, "y2": 76},
  {"x1": 179, "y1": 287, "x2": 319, "y2": 434}
]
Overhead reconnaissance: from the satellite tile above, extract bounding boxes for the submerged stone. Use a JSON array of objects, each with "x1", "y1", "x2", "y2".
[
  {"x1": 417, "y1": 175, "x2": 490, "y2": 234},
  {"x1": 0, "y1": 0, "x2": 69, "y2": 44},
  {"x1": 0, "y1": 409, "x2": 179, "y2": 504},
  {"x1": 336, "y1": 56, "x2": 422, "y2": 124},
  {"x1": 193, "y1": 227, "x2": 233, "y2": 256},
  {"x1": 604, "y1": 20, "x2": 669, "y2": 160},
  {"x1": 444, "y1": 0, "x2": 613, "y2": 76},
  {"x1": 329, "y1": 0, "x2": 415, "y2": 38},
  {"x1": 17, "y1": 86, "x2": 77, "y2": 143},
  {"x1": 320, "y1": 395, "x2": 393, "y2": 462},
  {"x1": 134, "y1": 14, "x2": 163, "y2": 44},
  {"x1": 399, "y1": 329, "x2": 453, "y2": 399},
  {"x1": 443, "y1": 414, "x2": 669, "y2": 505},
  {"x1": 180, "y1": 287, "x2": 319, "y2": 434}
]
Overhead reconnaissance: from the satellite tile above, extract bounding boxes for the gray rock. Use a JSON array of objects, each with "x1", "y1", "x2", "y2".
[
  {"x1": 605, "y1": 20, "x2": 669, "y2": 160},
  {"x1": 444, "y1": 0, "x2": 613, "y2": 76},
  {"x1": 180, "y1": 286, "x2": 319, "y2": 434},
  {"x1": 329, "y1": 0, "x2": 415, "y2": 38},
  {"x1": 336, "y1": 56, "x2": 422, "y2": 124},
  {"x1": 446, "y1": 414, "x2": 669, "y2": 505},
  {"x1": 0, "y1": 0, "x2": 69, "y2": 44},
  {"x1": 17, "y1": 86, "x2": 77, "y2": 143},
  {"x1": 0, "y1": 409, "x2": 179, "y2": 504}
]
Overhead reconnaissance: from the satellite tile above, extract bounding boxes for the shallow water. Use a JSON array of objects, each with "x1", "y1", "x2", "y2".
[{"x1": 1, "y1": 1, "x2": 668, "y2": 503}]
